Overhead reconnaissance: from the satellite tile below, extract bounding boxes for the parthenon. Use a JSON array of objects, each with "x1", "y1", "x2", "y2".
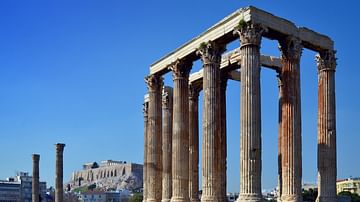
[{"x1": 143, "y1": 6, "x2": 337, "y2": 202}]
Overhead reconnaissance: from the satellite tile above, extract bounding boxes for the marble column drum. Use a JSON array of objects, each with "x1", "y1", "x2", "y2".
[
  {"x1": 235, "y1": 23, "x2": 264, "y2": 202},
  {"x1": 162, "y1": 86, "x2": 173, "y2": 202},
  {"x1": 143, "y1": 99, "x2": 149, "y2": 202},
  {"x1": 170, "y1": 59, "x2": 192, "y2": 202},
  {"x1": 145, "y1": 75, "x2": 163, "y2": 202},
  {"x1": 220, "y1": 75, "x2": 228, "y2": 202},
  {"x1": 278, "y1": 36, "x2": 303, "y2": 202},
  {"x1": 55, "y1": 143, "x2": 65, "y2": 202},
  {"x1": 32, "y1": 154, "x2": 40, "y2": 202},
  {"x1": 189, "y1": 84, "x2": 201, "y2": 202},
  {"x1": 316, "y1": 50, "x2": 337, "y2": 202},
  {"x1": 197, "y1": 41, "x2": 225, "y2": 202}
]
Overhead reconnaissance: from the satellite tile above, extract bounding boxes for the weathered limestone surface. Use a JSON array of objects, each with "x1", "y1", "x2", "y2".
[
  {"x1": 55, "y1": 143, "x2": 65, "y2": 202},
  {"x1": 145, "y1": 75, "x2": 163, "y2": 202},
  {"x1": 197, "y1": 41, "x2": 225, "y2": 202},
  {"x1": 278, "y1": 36, "x2": 303, "y2": 202},
  {"x1": 236, "y1": 22, "x2": 263, "y2": 202},
  {"x1": 144, "y1": 95, "x2": 149, "y2": 202},
  {"x1": 32, "y1": 154, "x2": 40, "y2": 202},
  {"x1": 162, "y1": 87, "x2": 173, "y2": 202},
  {"x1": 316, "y1": 50, "x2": 337, "y2": 202},
  {"x1": 188, "y1": 84, "x2": 201, "y2": 202},
  {"x1": 170, "y1": 59, "x2": 192, "y2": 202}
]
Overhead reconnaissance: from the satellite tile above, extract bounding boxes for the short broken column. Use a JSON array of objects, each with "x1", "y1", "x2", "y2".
[
  {"x1": 162, "y1": 86, "x2": 173, "y2": 202},
  {"x1": 55, "y1": 143, "x2": 65, "y2": 202},
  {"x1": 278, "y1": 36, "x2": 303, "y2": 202},
  {"x1": 316, "y1": 50, "x2": 337, "y2": 202},
  {"x1": 32, "y1": 154, "x2": 40, "y2": 202}
]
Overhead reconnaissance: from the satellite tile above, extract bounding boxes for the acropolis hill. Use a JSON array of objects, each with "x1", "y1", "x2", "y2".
[{"x1": 69, "y1": 160, "x2": 143, "y2": 191}]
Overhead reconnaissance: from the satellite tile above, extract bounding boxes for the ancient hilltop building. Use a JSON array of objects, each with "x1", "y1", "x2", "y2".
[{"x1": 70, "y1": 160, "x2": 143, "y2": 191}]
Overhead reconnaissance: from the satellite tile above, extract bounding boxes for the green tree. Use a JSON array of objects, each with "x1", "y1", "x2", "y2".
[
  {"x1": 338, "y1": 191, "x2": 360, "y2": 202},
  {"x1": 129, "y1": 193, "x2": 143, "y2": 202}
]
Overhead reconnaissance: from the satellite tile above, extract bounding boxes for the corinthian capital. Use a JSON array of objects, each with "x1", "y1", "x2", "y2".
[
  {"x1": 189, "y1": 84, "x2": 201, "y2": 101},
  {"x1": 235, "y1": 22, "x2": 265, "y2": 47},
  {"x1": 279, "y1": 36, "x2": 303, "y2": 61},
  {"x1": 316, "y1": 49, "x2": 337, "y2": 72},
  {"x1": 169, "y1": 59, "x2": 192, "y2": 80},
  {"x1": 196, "y1": 41, "x2": 226, "y2": 65},
  {"x1": 145, "y1": 74, "x2": 163, "y2": 92}
]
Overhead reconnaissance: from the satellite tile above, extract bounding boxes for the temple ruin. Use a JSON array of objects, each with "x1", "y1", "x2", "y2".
[{"x1": 143, "y1": 6, "x2": 337, "y2": 202}]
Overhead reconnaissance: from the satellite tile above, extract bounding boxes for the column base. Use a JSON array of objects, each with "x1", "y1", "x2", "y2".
[
  {"x1": 190, "y1": 198, "x2": 200, "y2": 202},
  {"x1": 162, "y1": 199, "x2": 171, "y2": 202},
  {"x1": 236, "y1": 194, "x2": 262, "y2": 202},
  {"x1": 171, "y1": 196, "x2": 190, "y2": 202},
  {"x1": 280, "y1": 195, "x2": 302, "y2": 202},
  {"x1": 147, "y1": 198, "x2": 161, "y2": 202},
  {"x1": 201, "y1": 195, "x2": 220, "y2": 202},
  {"x1": 315, "y1": 196, "x2": 337, "y2": 202}
]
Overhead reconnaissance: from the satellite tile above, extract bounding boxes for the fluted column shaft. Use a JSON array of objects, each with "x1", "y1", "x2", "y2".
[
  {"x1": 143, "y1": 99, "x2": 149, "y2": 202},
  {"x1": 162, "y1": 87, "x2": 173, "y2": 202},
  {"x1": 189, "y1": 84, "x2": 200, "y2": 202},
  {"x1": 197, "y1": 41, "x2": 225, "y2": 202},
  {"x1": 278, "y1": 36, "x2": 303, "y2": 202},
  {"x1": 55, "y1": 143, "x2": 65, "y2": 202},
  {"x1": 170, "y1": 59, "x2": 192, "y2": 202},
  {"x1": 32, "y1": 154, "x2": 40, "y2": 202},
  {"x1": 236, "y1": 23, "x2": 263, "y2": 202},
  {"x1": 146, "y1": 75, "x2": 163, "y2": 202},
  {"x1": 220, "y1": 75, "x2": 228, "y2": 202},
  {"x1": 277, "y1": 73, "x2": 283, "y2": 199},
  {"x1": 316, "y1": 50, "x2": 337, "y2": 202}
]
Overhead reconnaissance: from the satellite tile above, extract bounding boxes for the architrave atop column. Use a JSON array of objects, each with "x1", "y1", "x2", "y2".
[
  {"x1": 197, "y1": 40, "x2": 225, "y2": 202},
  {"x1": 145, "y1": 75, "x2": 164, "y2": 202},
  {"x1": 170, "y1": 59, "x2": 192, "y2": 202},
  {"x1": 278, "y1": 36, "x2": 303, "y2": 202},
  {"x1": 235, "y1": 22, "x2": 264, "y2": 202},
  {"x1": 316, "y1": 50, "x2": 337, "y2": 202}
]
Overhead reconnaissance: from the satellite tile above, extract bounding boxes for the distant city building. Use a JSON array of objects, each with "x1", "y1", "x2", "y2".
[
  {"x1": 0, "y1": 172, "x2": 47, "y2": 202},
  {"x1": 0, "y1": 178, "x2": 20, "y2": 202},
  {"x1": 78, "y1": 190, "x2": 130, "y2": 202},
  {"x1": 337, "y1": 177, "x2": 360, "y2": 195},
  {"x1": 70, "y1": 160, "x2": 143, "y2": 191}
]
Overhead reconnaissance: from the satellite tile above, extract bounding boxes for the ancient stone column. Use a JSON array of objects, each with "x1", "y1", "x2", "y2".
[
  {"x1": 220, "y1": 75, "x2": 228, "y2": 202},
  {"x1": 170, "y1": 59, "x2": 192, "y2": 202},
  {"x1": 197, "y1": 41, "x2": 225, "y2": 202},
  {"x1": 55, "y1": 143, "x2": 65, "y2": 202},
  {"x1": 162, "y1": 86, "x2": 173, "y2": 202},
  {"x1": 145, "y1": 75, "x2": 163, "y2": 202},
  {"x1": 316, "y1": 50, "x2": 337, "y2": 202},
  {"x1": 143, "y1": 96, "x2": 149, "y2": 202},
  {"x1": 277, "y1": 72, "x2": 283, "y2": 199},
  {"x1": 278, "y1": 36, "x2": 303, "y2": 202},
  {"x1": 235, "y1": 22, "x2": 264, "y2": 202},
  {"x1": 32, "y1": 154, "x2": 40, "y2": 202},
  {"x1": 189, "y1": 83, "x2": 201, "y2": 202}
]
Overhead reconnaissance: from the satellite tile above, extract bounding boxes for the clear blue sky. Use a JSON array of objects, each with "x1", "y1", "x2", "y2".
[{"x1": 0, "y1": 0, "x2": 359, "y2": 192}]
